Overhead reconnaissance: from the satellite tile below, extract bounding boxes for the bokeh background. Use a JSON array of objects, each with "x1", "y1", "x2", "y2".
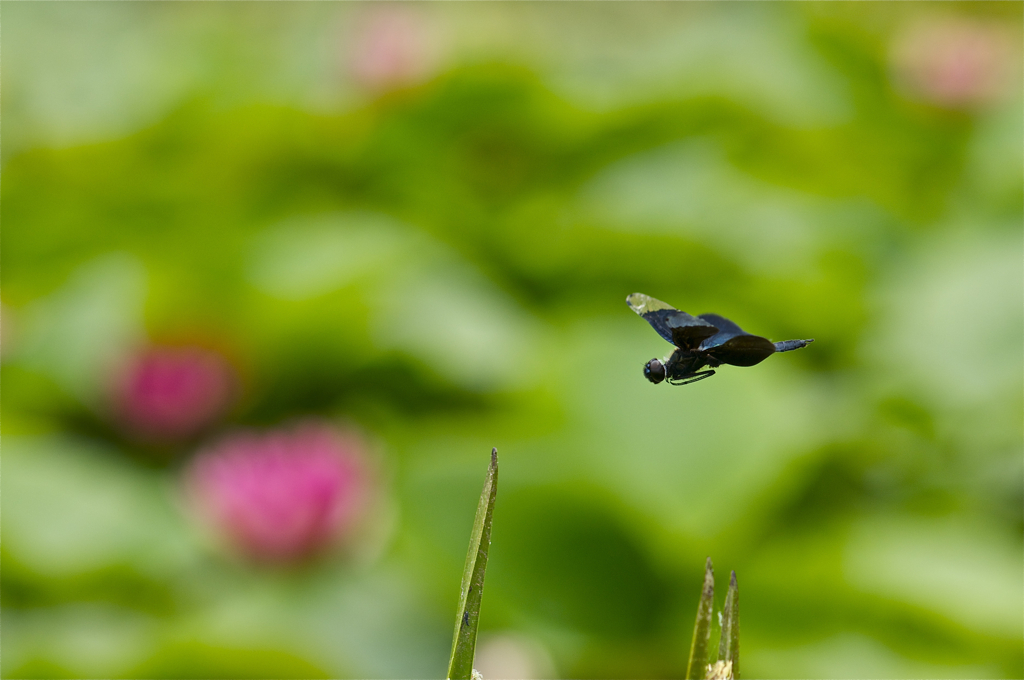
[{"x1": 2, "y1": 3, "x2": 1022, "y2": 678}]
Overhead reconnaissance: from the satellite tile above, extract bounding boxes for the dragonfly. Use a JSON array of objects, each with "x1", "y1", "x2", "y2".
[{"x1": 627, "y1": 293, "x2": 813, "y2": 385}]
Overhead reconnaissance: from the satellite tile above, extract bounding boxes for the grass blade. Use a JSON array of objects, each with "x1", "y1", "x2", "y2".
[
  {"x1": 686, "y1": 557, "x2": 715, "y2": 680},
  {"x1": 447, "y1": 448, "x2": 499, "y2": 680},
  {"x1": 717, "y1": 570, "x2": 739, "y2": 679}
]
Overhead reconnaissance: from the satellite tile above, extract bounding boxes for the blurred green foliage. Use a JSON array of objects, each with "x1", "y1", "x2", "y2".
[{"x1": 2, "y1": 3, "x2": 1022, "y2": 678}]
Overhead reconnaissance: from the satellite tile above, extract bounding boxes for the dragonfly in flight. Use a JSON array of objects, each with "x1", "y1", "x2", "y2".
[{"x1": 627, "y1": 293, "x2": 813, "y2": 386}]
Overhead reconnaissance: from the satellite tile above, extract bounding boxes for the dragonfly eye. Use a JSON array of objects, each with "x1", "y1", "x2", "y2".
[{"x1": 643, "y1": 358, "x2": 666, "y2": 384}]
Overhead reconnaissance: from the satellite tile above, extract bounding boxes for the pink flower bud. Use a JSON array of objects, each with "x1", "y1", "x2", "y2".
[
  {"x1": 891, "y1": 17, "x2": 1016, "y2": 109},
  {"x1": 186, "y1": 421, "x2": 371, "y2": 565},
  {"x1": 346, "y1": 7, "x2": 439, "y2": 92},
  {"x1": 111, "y1": 345, "x2": 236, "y2": 442}
]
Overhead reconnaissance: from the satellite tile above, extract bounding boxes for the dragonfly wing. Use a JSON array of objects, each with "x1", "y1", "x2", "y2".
[
  {"x1": 696, "y1": 313, "x2": 749, "y2": 347},
  {"x1": 627, "y1": 293, "x2": 718, "y2": 349}
]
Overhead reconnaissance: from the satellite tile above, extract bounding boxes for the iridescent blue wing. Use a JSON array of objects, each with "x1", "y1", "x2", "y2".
[
  {"x1": 697, "y1": 314, "x2": 746, "y2": 345},
  {"x1": 627, "y1": 293, "x2": 718, "y2": 350},
  {"x1": 698, "y1": 313, "x2": 776, "y2": 367}
]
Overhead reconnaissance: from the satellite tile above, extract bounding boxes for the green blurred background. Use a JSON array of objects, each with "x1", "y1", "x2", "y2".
[{"x1": 2, "y1": 2, "x2": 1022, "y2": 678}]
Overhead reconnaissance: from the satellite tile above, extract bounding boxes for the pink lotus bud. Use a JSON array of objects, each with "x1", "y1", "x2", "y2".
[
  {"x1": 111, "y1": 345, "x2": 235, "y2": 442},
  {"x1": 186, "y1": 421, "x2": 371, "y2": 565},
  {"x1": 891, "y1": 17, "x2": 1016, "y2": 109},
  {"x1": 346, "y1": 7, "x2": 439, "y2": 92}
]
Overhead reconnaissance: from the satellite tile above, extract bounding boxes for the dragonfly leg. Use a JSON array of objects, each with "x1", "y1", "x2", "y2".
[{"x1": 669, "y1": 370, "x2": 715, "y2": 386}]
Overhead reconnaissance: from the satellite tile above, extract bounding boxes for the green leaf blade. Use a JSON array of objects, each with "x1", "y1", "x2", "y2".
[
  {"x1": 720, "y1": 570, "x2": 739, "y2": 679},
  {"x1": 686, "y1": 557, "x2": 715, "y2": 680},
  {"x1": 447, "y1": 448, "x2": 499, "y2": 680}
]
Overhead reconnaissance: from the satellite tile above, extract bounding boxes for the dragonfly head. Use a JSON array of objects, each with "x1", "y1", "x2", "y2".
[{"x1": 643, "y1": 358, "x2": 666, "y2": 384}]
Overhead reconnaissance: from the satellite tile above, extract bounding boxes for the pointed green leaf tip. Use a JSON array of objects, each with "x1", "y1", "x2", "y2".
[
  {"x1": 686, "y1": 557, "x2": 715, "y2": 680},
  {"x1": 716, "y1": 570, "x2": 740, "y2": 679},
  {"x1": 447, "y1": 448, "x2": 498, "y2": 680}
]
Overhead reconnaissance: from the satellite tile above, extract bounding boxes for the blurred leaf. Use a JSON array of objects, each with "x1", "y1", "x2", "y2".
[
  {"x1": 488, "y1": 485, "x2": 671, "y2": 639},
  {"x1": 1, "y1": 436, "x2": 195, "y2": 582},
  {"x1": 13, "y1": 254, "x2": 146, "y2": 403},
  {"x1": 447, "y1": 449, "x2": 498, "y2": 680},
  {"x1": 131, "y1": 641, "x2": 332, "y2": 680},
  {"x1": 247, "y1": 211, "x2": 415, "y2": 301}
]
